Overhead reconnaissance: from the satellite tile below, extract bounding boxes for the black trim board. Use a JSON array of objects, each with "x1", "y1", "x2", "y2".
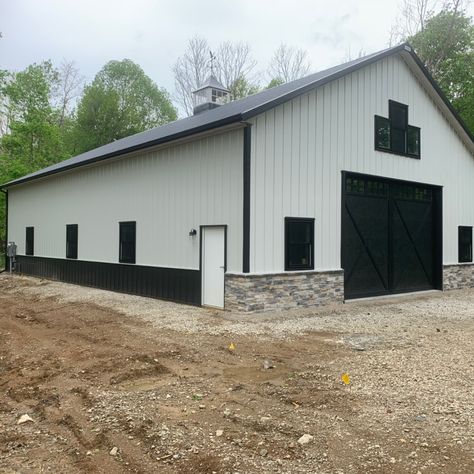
[
  {"x1": 242, "y1": 125, "x2": 251, "y2": 273},
  {"x1": 15, "y1": 256, "x2": 201, "y2": 305}
]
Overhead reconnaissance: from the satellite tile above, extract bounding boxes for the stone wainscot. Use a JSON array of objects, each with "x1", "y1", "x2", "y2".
[
  {"x1": 443, "y1": 264, "x2": 474, "y2": 290},
  {"x1": 225, "y1": 270, "x2": 344, "y2": 313}
]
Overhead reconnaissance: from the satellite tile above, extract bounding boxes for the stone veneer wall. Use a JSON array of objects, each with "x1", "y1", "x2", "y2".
[
  {"x1": 225, "y1": 270, "x2": 344, "y2": 313},
  {"x1": 443, "y1": 264, "x2": 474, "y2": 290}
]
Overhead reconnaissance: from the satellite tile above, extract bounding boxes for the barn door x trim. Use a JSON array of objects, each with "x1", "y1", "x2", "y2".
[{"x1": 341, "y1": 171, "x2": 443, "y2": 300}]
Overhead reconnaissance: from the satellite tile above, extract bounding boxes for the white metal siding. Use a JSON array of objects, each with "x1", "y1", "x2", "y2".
[
  {"x1": 249, "y1": 54, "x2": 474, "y2": 273},
  {"x1": 8, "y1": 128, "x2": 244, "y2": 272}
]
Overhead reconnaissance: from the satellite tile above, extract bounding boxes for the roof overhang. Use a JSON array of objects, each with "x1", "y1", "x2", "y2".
[
  {"x1": 1, "y1": 116, "x2": 243, "y2": 189},
  {"x1": 2, "y1": 43, "x2": 472, "y2": 189}
]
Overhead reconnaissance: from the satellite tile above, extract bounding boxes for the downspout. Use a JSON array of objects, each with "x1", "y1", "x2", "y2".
[{"x1": 0, "y1": 188, "x2": 7, "y2": 273}]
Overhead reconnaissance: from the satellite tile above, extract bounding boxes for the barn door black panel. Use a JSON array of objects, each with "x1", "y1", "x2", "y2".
[
  {"x1": 342, "y1": 193, "x2": 389, "y2": 297},
  {"x1": 392, "y1": 186, "x2": 434, "y2": 292},
  {"x1": 342, "y1": 173, "x2": 440, "y2": 299}
]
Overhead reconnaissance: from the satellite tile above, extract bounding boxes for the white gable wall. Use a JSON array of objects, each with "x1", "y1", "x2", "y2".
[
  {"x1": 248, "y1": 54, "x2": 474, "y2": 274},
  {"x1": 8, "y1": 128, "x2": 244, "y2": 272}
]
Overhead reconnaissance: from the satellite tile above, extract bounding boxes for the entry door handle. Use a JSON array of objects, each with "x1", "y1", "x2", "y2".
[{"x1": 219, "y1": 265, "x2": 225, "y2": 269}]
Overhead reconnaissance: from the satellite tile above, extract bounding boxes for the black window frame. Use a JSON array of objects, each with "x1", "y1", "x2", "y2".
[
  {"x1": 458, "y1": 226, "x2": 473, "y2": 263},
  {"x1": 407, "y1": 124, "x2": 421, "y2": 157},
  {"x1": 374, "y1": 100, "x2": 421, "y2": 159},
  {"x1": 119, "y1": 221, "x2": 136, "y2": 264},
  {"x1": 284, "y1": 217, "x2": 315, "y2": 271},
  {"x1": 25, "y1": 226, "x2": 34, "y2": 256},
  {"x1": 389, "y1": 100, "x2": 408, "y2": 155},
  {"x1": 374, "y1": 115, "x2": 391, "y2": 151},
  {"x1": 66, "y1": 224, "x2": 78, "y2": 260}
]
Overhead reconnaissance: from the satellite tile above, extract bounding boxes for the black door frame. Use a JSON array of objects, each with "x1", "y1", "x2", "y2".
[{"x1": 341, "y1": 171, "x2": 443, "y2": 299}]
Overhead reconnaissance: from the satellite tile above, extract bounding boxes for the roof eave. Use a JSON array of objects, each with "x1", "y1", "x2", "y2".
[
  {"x1": 0, "y1": 113, "x2": 243, "y2": 189},
  {"x1": 401, "y1": 46, "x2": 474, "y2": 147}
]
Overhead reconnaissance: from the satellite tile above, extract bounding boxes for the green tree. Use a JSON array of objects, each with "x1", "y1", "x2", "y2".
[
  {"x1": 74, "y1": 59, "x2": 177, "y2": 152},
  {"x1": 266, "y1": 78, "x2": 285, "y2": 89},
  {"x1": 0, "y1": 62, "x2": 71, "y2": 253},
  {"x1": 0, "y1": 61, "x2": 68, "y2": 171},
  {"x1": 409, "y1": 8, "x2": 474, "y2": 132},
  {"x1": 229, "y1": 76, "x2": 260, "y2": 100}
]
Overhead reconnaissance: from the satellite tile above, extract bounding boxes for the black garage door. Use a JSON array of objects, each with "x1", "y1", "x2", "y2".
[{"x1": 342, "y1": 173, "x2": 442, "y2": 299}]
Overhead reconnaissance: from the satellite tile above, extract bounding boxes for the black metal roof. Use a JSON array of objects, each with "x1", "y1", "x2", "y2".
[{"x1": 3, "y1": 43, "x2": 473, "y2": 188}]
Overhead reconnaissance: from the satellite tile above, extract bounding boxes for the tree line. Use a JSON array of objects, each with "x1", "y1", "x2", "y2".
[{"x1": 0, "y1": 0, "x2": 473, "y2": 251}]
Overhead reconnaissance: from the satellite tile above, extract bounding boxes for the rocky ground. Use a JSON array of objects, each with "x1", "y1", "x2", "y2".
[{"x1": 0, "y1": 274, "x2": 473, "y2": 473}]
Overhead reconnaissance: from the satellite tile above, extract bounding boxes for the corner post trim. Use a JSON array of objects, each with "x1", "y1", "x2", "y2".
[{"x1": 242, "y1": 125, "x2": 251, "y2": 273}]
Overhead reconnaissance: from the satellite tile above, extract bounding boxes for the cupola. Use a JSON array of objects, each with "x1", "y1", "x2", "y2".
[{"x1": 192, "y1": 74, "x2": 230, "y2": 115}]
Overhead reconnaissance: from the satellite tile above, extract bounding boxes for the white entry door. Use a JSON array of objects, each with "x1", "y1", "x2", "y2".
[{"x1": 201, "y1": 226, "x2": 225, "y2": 308}]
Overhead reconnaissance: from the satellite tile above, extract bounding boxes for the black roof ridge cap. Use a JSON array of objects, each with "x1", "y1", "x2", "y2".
[{"x1": 241, "y1": 43, "x2": 408, "y2": 120}]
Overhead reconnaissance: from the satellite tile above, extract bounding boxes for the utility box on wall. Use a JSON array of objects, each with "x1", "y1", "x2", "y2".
[{"x1": 6, "y1": 242, "x2": 17, "y2": 272}]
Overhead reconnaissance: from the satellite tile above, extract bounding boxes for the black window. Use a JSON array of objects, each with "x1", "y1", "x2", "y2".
[
  {"x1": 459, "y1": 226, "x2": 473, "y2": 263},
  {"x1": 375, "y1": 115, "x2": 391, "y2": 150},
  {"x1": 119, "y1": 221, "x2": 136, "y2": 264},
  {"x1": 374, "y1": 100, "x2": 420, "y2": 158},
  {"x1": 389, "y1": 101, "x2": 408, "y2": 154},
  {"x1": 389, "y1": 100, "x2": 408, "y2": 130},
  {"x1": 66, "y1": 224, "x2": 78, "y2": 259},
  {"x1": 25, "y1": 227, "x2": 34, "y2": 256},
  {"x1": 285, "y1": 217, "x2": 314, "y2": 271},
  {"x1": 407, "y1": 125, "x2": 421, "y2": 156}
]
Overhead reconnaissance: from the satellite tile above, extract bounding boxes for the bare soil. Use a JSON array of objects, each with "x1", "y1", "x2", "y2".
[{"x1": 0, "y1": 274, "x2": 473, "y2": 473}]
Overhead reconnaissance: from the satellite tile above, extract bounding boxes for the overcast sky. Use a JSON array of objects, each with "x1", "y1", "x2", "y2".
[{"x1": 1, "y1": 0, "x2": 473, "y2": 115}]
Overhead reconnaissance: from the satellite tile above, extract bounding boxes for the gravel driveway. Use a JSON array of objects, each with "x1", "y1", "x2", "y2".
[{"x1": 0, "y1": 274, "x2": 473, "y2": 473}]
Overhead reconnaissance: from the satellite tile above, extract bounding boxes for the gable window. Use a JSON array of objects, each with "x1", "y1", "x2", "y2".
[
  {"x1": 389, "y1": 101, "x2": 408, "y2": 154},
  {"x1": 25, "y1": 227, "x2": 34, "y2": 256},
  {"x1": 407, "y1": 125, "x2": 421, "y2": 156},
  {"x1": 285, "y1": 217, "x2": 314, "y2": 271},
  {"x1": 66, "y1": 224, "x2": 78, "y2": 259},
  {"x1": 375, "y1": 115, "x2": 391, "y2": 150},
  {"x1": 119, "y1": 221, "x2": 136, "y2": 264},
  {"x1": 458, "y1": 226, "x2": 473, "y2": 263},
  {"x1": 374, "y1": 100, "x2": 420, "y2": 158}
]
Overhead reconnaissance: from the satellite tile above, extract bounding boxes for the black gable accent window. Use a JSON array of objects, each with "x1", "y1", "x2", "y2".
[
  {"x1": 285, "y1": 217, "x2": 314, "y2": 271},
  {"x1": 25, "y1": 227, "x2": 34, "y2": 256},
  {"x1": 119, "y1": 221, "x2": 136, "y2": 264},
  {"x1": 407, "y1": 125, "x2": 421, "y2": 156},
  {"x1": 458, "y1": 226, "x2": 473, "y2": 263},
  {"x1": 374, "y1": 100, "x2": 420, "y2": 158},
  {"x1": 389, "y1": 101, "x2": 408, "y2": 154},
  {"x1": 66, "y1": 224, "x2": 78, "y2": 259},
  {"x1": 375, "y1": 115, "x2": 391, "y2": 150}
]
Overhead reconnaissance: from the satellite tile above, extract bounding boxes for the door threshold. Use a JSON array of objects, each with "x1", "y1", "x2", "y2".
[{"x1": 345, "y1": 289, "x2": 442, "y2": 303}]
